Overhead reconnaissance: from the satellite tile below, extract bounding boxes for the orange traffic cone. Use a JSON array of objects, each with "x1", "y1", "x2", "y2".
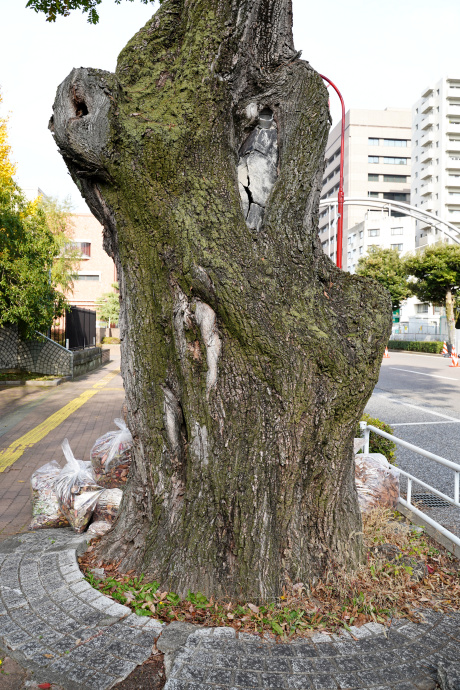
[
  {"x1": 449, "y1": 345, "x2": 459, "y2": 367},
  {"x1": 383, "y1": 347, "x2": 390, "y2": 359},
  {"x1": 442, "y1": 341, "x2": 448, "y2": 357}
]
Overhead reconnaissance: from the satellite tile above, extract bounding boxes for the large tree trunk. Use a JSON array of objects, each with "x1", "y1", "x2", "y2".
[{"x1": 50, "y1": 0, "x2": 391, "y2": 599}]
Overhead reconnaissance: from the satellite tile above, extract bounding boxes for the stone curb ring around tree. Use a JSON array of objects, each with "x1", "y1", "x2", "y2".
[{"x1": 0, "y1": 529, "x2": 459, "y2": 690}]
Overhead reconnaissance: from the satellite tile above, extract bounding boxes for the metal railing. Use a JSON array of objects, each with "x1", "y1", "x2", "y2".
[{"x1": 359, "y1": 421, "x2": 460, "y2": 548}]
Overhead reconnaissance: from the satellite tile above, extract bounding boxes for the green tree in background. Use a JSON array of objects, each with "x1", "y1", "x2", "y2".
[
  {"x1": 39, "y1": 195, "x2": 80, "y2": 295},
  {"x1": 0, "y1": 185, "x2": 67, "y2": 338},
  {"x1": 0, "y1": 91, "x2": 74, "y2": 338},
  {"x1": 26, "y1": 0, "x2": 157, "y2": 24},
  {"x1": 95, "y1": 283, "x2": 120, "y2": 329},
  {"x1": 405, "y1": 242, "x2": 460, "y2": 346},
  {"x1": 356, "y1": 247, "x2": 412, "y2": 310}
]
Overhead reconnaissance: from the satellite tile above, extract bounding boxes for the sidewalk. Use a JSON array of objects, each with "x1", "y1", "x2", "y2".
[{"x1": 0, "y1": 346, "x2": 124, "y2": 541}]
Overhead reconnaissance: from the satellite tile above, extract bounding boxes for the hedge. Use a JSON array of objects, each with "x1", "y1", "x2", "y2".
[
  {"x1": 388, "y1": 341, "x2": 443, "y2": 354},
  {"x1": 356, "y1": 413, "x2": 397, "y2": 465}
]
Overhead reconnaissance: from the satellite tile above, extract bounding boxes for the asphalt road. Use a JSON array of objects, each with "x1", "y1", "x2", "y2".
[{"x1": 364, "y1": 350, "x2": 460, "y2": 537}]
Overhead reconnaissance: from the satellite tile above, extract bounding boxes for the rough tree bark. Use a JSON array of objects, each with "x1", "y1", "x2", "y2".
[{"x1": 50, "y1": 0, "x2": 392, "y2": 599}]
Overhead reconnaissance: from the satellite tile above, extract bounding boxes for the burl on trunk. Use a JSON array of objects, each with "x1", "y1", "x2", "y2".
[{"x1": 50, "y1": 0, "x2": 391, "y2": 599}]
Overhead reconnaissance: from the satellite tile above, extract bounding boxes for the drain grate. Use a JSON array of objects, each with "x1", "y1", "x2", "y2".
[{"x1": 412, "y1": 493, "x2": 451, "y2": 508}]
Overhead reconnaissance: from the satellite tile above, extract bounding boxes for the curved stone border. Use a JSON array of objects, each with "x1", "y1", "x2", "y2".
[
  {"x1": 0, "y1": 529, "x2": 164, "y2": 689},
  {"x1": 163, "y1": 617, "x2": 460, "y2": 689},
  {"x1": 0, "y1": 529, "x2": 459, "y2": 690}
]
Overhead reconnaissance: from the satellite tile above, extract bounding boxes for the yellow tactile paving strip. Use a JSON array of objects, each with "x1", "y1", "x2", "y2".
[{"x1": 0, "y1": 370, "x2": 120, "y2": 472}]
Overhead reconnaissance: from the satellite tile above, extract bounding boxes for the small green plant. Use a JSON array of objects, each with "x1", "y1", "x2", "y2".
[
  {"x1": 102, "y1": 337, "x2": 120, "y2": 344},
  {"x1": 357, "y1": 414, "x2": 396, "y2": 465}
]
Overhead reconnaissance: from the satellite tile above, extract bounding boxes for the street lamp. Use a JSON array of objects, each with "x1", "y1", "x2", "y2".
[{"x1": 319, "y1": 74, "x2": 345, "y2": 269}]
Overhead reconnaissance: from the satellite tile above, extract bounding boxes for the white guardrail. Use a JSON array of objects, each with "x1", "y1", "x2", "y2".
[{"x1": 360, "y1": 422, "x2": 460, "y2": 549}]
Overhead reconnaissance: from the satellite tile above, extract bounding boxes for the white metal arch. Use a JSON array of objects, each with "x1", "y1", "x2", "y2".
[{"x1": 319, "y1": 196, "x2": 460, "y2": 247}]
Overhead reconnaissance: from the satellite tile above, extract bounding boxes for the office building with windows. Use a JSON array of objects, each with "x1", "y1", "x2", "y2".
[
  {"x1": 412, "y1": 77, "x2": 460, "y2": 246},
  {"x1": 345, "y1": 215, "x2": 415, "y2": 275},
  {"x1": 68, "y1": 213, "x2": 117, "y2": 311},
  {"x1": 319, "y1": 108, "x2": 412, "y2": 268}
]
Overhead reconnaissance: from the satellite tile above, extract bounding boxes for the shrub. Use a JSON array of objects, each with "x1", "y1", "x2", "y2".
[
  {"x1": 356, "y1": 413, "x2": 396, "y2": 465},
  {"x1": 102, "y1": 336, "x2": 120, "y2": 344},
  {"x1": 388, "y1": 341, "x2": 443, "y2": 354}
]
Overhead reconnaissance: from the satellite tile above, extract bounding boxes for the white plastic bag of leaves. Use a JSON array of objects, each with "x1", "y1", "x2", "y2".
[
  {"x1": 90, "y1": 419, "x2": 133, "y2": 489},
  {"x1": 93, "y1": 488, "x2": 123, "y2": 525},
  {"x1": 29, "y1": 461, "x2": 70, "y2": 530},
  {"x1": 355, "y1": 453, "x2": 400, "y2": 512},
  {"x1": 54, "y1": 439, "x2": 102, "y2": 533},
  {"x1": 87, "y1": 520, "x2": 112, "y2": 537}
]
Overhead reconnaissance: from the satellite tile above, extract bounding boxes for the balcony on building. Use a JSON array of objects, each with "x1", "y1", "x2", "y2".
[
  {"x1": 447, "y1": 102, "x2": 460, "y2": 117},
  {"x1": 421, "y1": 148, "x2": 433, "y2": 164},
  {"x1": 447, "y1": 85, "x2": 460, "y2": 99},
  {"x1": 420, "y1": 165, "x2": 433, "y2": 179},
  {"x1": 421, "y1": 114, "x2": 434, "y2": 130},
  {"x1": 420, "y1": 130, "x2": 433, "y2": 147},
  {"x1": 446, "y1": 121, "x2": 460, "y2": 135},
  {"x1": 420, "y1": 182, "x2": 433, "y2": 196},
  {"x1": 421, "y1": 98, "x2": 434, "y2": 114}
]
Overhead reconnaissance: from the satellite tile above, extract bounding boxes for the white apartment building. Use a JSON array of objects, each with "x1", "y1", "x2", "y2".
[
  {"x1": 319, "y1": 108, "x2": 412, "y2": 268},
  {"x1": 345, "y1": 215, "x2": 415, "y2": 274},
  {"x1": 412, "y1": 77, "x2": 460, "y2": 246}
]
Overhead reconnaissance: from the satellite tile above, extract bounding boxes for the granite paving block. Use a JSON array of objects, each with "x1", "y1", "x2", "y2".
[
  {"x1": 233, "y1": 669, "x2": 261, "y2": 687},
  {"x1": 87, "y1": 671, "x2": 119, "y2": 690},
  {"x1": 207, "y1": 668, "x2": 234, "y2": 685},
  {"x1": 102, "y1": 655, "x2": 138, "y2": 678},
  {"x1": 261, "y1": 671, "x2": 288, "y2": 688},
  {"x1": 104, "y1": 638, "x2": 152, "y2": 664},
  {"x1": 286, "y1": 676, "x2": 314, "y2": 690},
  {"x1": 269, "y1": 658, "x2": 291, "y2": 672},
  {"x1": 333, "y1": 672, "x2": 362, "y2": 689},
  {"x1": 123, "y1": 612, "x2": 150, "y2": 627},
  {"x1": 309, "y1": 675, "x2": 338, "y2": 689}
]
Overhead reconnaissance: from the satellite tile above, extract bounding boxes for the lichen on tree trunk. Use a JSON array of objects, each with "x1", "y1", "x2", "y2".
[{"x1": 50, "y1": 0, "x2": 392, "y2": 599}]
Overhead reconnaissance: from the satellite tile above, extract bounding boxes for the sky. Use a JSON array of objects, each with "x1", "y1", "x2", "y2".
[{"x1": 1, "y1": 0, "x2": 460, "y2": 212}]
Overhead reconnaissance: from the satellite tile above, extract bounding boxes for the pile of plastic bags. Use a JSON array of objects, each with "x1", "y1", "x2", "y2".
[
  {"x1": 29, "y1": 419, "x2": 132, "y2": 536},
  {"x1": 355, "y1": 452, "x2": 400, "y2": 512}
]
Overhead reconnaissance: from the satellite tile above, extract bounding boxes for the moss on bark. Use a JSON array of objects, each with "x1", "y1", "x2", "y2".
[{"x1": 50, "y1": 0, "x2": 392, "y2": 599}]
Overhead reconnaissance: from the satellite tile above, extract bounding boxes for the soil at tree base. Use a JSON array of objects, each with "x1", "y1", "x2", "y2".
[{"x1": 113, "y1": 652, "x2": 166, "y2": 689}]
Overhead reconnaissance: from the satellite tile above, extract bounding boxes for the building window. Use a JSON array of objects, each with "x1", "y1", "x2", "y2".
[
  {"x1": 368, "y1": 138, "x2": 379, "y2": 146},
  {"x1": 391, "y1": 243, "x2": 403, "y2": 251},
  {"x1": 368, "y1": 156, "x2": 379, "y2": 164},
  {"x1": 368, "y1": 191, "x2": 379, "y2": 198},
  {"x1": 384, "y1": 192, "x2": 410, "y2": 202},
  {"x1": 368, "y1": 173, "x2": 379, "y2": 181},
  {"x1": 383, "y1": 157, "x2": 408, "y2": 165},
  {"x1": 72, "y1": 241, "x2": 91, "y2": 258},
  {"x1": 368, "y1": 229, "x2": 380, "y2": 237},
  {"x1": 359, "y1": 231, "x2": 364, "y2": 239},
  {"x1": 77, "y1": 273, "x2": 100, "y2": 281},
  {"x1": 391, "y1": 227, "x2": 403, "y2": 235},
  {"x1": 383, "y1": 174, "x2": 408, "y2": 183},
  {"x1": 383, "y1": 139, "x2": 409, "y2": 147},
  {"x1": 416, "y1": 303, "x2": 429, "y2": 313},
  {"x1": 359, "y1": 246, "x2": 363, "y2": 254}
]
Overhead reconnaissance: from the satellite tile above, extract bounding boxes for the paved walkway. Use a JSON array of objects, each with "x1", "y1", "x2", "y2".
[
  {"x1": 0, "y1": 347, "x2": 124, "y2": 540},
  {"x1": 0, "y1": 349, "x2": 459, "y2": 689}
]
